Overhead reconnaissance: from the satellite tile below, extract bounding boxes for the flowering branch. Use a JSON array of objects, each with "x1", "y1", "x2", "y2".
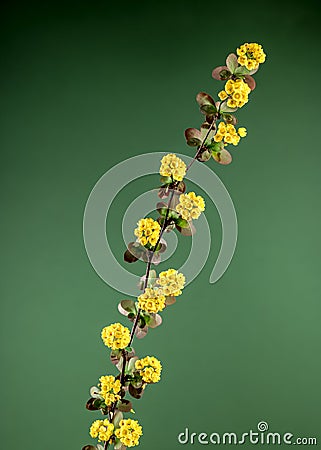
[{"x1": 82, "y1": 42, "x2": 266, "y2": 450}]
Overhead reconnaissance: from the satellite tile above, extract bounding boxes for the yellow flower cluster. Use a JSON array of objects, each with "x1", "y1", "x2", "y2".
[
  {"x1": 157, "y1": 268, "x2": 185, "y2": 296},
  {"x1": 99, "y1": 375, "x2": 121, "y2": 406},
  {"x1": 214, "y1": 122, "x2": 247, "y2": 146},
  {"x1": 159, "y1": 153, "x2": 186, "y2": 181},
  {"x1": 134, "y1": 217, "x2": 161, "y2": 247},
  {"x1": 135, "y1": 356, "x2": 162, "y2": 383},
  {"x1": 101, "y1": 323, "x2": 130, "y2": 350},
  {"x1": 176, "y1": 192, "x2": 205, "y2": 221},
  {"x1": 115, "y1": 418, "x2": 143, "y2": 448},
  {"x1": 237, "y1": 42, "x2": 266, "y2": 70},
  {"x1": 218, "y1": 79, "x2": 251, "y2": 109},
  {"x1": 90, "y1": 418, "x2": 114, "y2": 442},
  {"x1": 138, "y1": 287, "x2": 166, "y2": 313}
]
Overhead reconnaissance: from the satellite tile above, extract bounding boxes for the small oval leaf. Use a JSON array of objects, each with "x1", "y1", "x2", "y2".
[
  {"x1": 90, "y1": 386, "x2": 102, "y2": 399},
  {"x1": 165, "y1": 296, "x2": 176, "y2": 306},
  {"x1": 196, "y1": 92, "x2": 215, "y2": 107},
  {"x1": 226, "y1": 53, "x2": 238, "y2": 73},
  {"x1": 212, "y1": 65, "x2": 230, "y2": 80},
  {"x1": 244, "y1": 74, "x2": 256, "y2": 90},
  {"x1": 117, "y1": 398, "x2": 133, "y2": 412},
  {"x1": 184, "y1": 128, "x2": 202, "y2": 147},
  {"x1": 212, "y1": 148, "x2": 232, "y2": 165},
  {"x1": 124, "y1": 249, "x2": 138, "y2": 263},
  {"x1": 118, "y1": 299, "x2": 137, "y2": 316},
  {"x1": 129, "y1": 384, "x2": 144, "y2": 399},
  {"x1": 176, "y1": 222, "x2": 196, "y2": 236},
  {"x1": 219, "y1": 101, "x2": 238, "y2": 113},
  {"x1": 113, "y1": 410, "x2": 123, "y2": 427},
  {"x1": 148, "y1": 313, "x2": 163, "y2": 328},
  {"x1": 135, "y1": 325, "x2": 148, "y2": 339}
]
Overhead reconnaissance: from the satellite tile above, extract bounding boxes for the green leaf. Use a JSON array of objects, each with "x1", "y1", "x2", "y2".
[
  {"x1": 200, "y1": 104, "x2": 217, "y2": 116},
  {"x1": 184, "y1": 128, "x2": 202, "y2": 147},
  {"x1": 156, "y1": 201, "x2": 168, "y2": 216},
  {"x1": 219, "y1": 101, "x2": 238, "y2": 113},
  {"x1": 160, "y1": 175, "x2": 172, "y2": 184},
  {"x1": 116, "y1": 356, "x2": 125, "y2": 372},
  {"x1": 207, "y1": 141, "x2": 224, "y2": 152},
  {"x1": 234, "y1": 66, "x2": 250, "y2": 76},
  {"x1": 200, "y1": 126, "x2": 215, "y2": 145},
  {"x1": 82, "y1": 446, "x2": 97, "y2": 450},
  {"x1": 139, "y1": 315, "x2": 146, "y2": 328},
  {"x1": 114, "y1": 441, "x2": 122, "y2": 450},
  {"x1": 127, "y1": 356, "x2": 138, "y2": 373},
  {"x1": 212, "y1": 65, "x2": 231, "y2": 80},
  {"x1": 212, "y1": 148, "x2": 232, "y2": 165},
  {"x1": 176, "y1": 222, "x2": 196, "y2": 236},
  {"x1": 175, "y1": 218, "x2": 189, "y2": 228},
  {"x1": 113, "y1": 411, "x2": 123, "y2": 427},
  {"x1": 226, "y1": 53, "x2": 238, "y2": 73},
  {"x1": 196, "y1": 149, "x2": 211, "y2": 162}
]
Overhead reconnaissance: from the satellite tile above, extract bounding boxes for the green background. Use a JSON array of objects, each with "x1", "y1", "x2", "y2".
[{"x1": 1, "y1": 1, "x2": 321, "y2": 448}]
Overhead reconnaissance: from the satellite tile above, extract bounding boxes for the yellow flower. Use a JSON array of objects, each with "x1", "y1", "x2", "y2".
[
  {"x1": 115, "y1": 419, "x2": 143, "y2": 447},
  {"x1": 90, "y1": 419, "x2": 114, "y2": 442},
  {"x1": 135, "y1": 355, "x2": 162, "y2": 384},
  {"x1": 138, "y1": 287, "x2": 166, "y2": 313},
  {"x1": 159, "y1": 153, "x2": 186, "y2": 181},
  {"x1": 238, "y1": 127, "x2": 247, "y2": 137},
  {"x1": 236, "y1": 42, "x2": 266, "y2": 70},
  {"x1": 157, "y1": 268, "x2": 185, "y2": 296},
  {"x1": 213, "y1": 122, "x2": 246, "y2": 147},
  {"x1": 225, "y1": 79, "x2": 234, "y2": 95},
  {"x1": 101, "y1": 323, "x2": 130, "y2": 350},
  {"x1": 220, "y1": 78, "x2": 251, "y2": 109},
  {"x1": 176, "y1": 192, "x2": 205, "y2": 221},
  {"x1": 134, "y1": 218, "x2": 161, "y2": 247},
  {"x1": 99, "y1": 375, "x2": 121, "y2": 406},
  {"x1": 218, "y1": 90, "x2": 228, "y2": 101},
  {"x1": 213, "y1": 133, "x2": 223, "y2": 142}
]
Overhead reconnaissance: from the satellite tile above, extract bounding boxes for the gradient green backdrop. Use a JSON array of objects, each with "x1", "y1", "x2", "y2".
[{"x1": 1, "y1": 1, "x2": 321, "y2": 448}]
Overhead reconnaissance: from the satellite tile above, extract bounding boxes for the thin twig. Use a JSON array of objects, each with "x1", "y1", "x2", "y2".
[
  {"x1": 106, "y1": 113, "x2": 223, "y2": 434},
  {"x1": 186, "y1": 99, "x2": 225, "y2": 173},
  {"x1": 129, "y1": 188, "x2": 176, "y2": 345}
]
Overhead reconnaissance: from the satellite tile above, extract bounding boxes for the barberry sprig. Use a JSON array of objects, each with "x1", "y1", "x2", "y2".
[{"x1": 83, "y1": 42, "x2": 266, "y2": 450}]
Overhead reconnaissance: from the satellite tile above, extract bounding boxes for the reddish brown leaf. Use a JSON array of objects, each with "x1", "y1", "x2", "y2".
[{"x1": 212, "y1": 65, "x2": 230, "y2": 80}]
